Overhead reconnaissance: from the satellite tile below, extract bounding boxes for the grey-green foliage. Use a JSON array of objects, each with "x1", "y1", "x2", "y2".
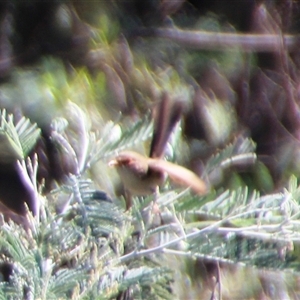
[
  {"x1": 88, "y1": 114, "x2": 300, "y2": 274},
  {"x1": 108, "y1": 118, "x2": 300, "y2": 273},
  {"x1": 133, "y1": 182, "x2": 300, "y2": 275},
  {"x1": 0, "y1": 179, "x2": 172, "y2": 299},
  {"x1": 88, "y1": 115, "x2": 153, "y2": 165},
  {"x1": 0, "y1": 96, "x2": 299, "y2": 299},
  {"x1": 0, "y1": 110, "x2": 41, "y2": 162},
  {"x1": 0, "y1": 106, "x2": 174, "y2": 299}
]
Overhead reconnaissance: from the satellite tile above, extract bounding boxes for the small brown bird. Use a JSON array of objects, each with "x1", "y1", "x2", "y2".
[{"x1": 109, "y1": 93, "x2": 207, "y2": 209}]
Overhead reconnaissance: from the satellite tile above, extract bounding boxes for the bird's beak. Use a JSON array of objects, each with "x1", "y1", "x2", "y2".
[{"x1": 108, "y1": 159, "x2": 118, "y2": 167}]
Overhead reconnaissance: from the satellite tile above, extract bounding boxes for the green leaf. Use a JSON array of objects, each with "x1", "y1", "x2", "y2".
[
  {"x1": 88, "y1": 116, "x2": 153, "y2": 166},
  {"x1": 15, "y1": 116, "x2": 41, "y2": 157},
  {"x1": 0, "y1": 110, "x2": 41, "y2": 162}
]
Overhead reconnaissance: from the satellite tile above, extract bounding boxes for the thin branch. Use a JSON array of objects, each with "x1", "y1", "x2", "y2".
[
  {"x1": 116, "y1": 206, "x2": 298, "y2": 264},
  {"x1": 216, "y1": 227, "x2": 294, "y2": 243},
  {"x1": 117, "y1": 218, "x2": 225, "y2": 264},
  {"x1": 50, "y1": 131, "x2": 80, "y2": 175},
  {"x1": 136, "y1": 28, "x2": 300, "y2": 52},
  {"x1": 16, "y1": 158, "x2": 40, "y2": 220},
  {"x1": 162, "y1": 248, "x2": 245, "y2": 267}
]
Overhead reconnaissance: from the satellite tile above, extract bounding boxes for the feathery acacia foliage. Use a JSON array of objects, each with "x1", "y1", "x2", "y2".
[
  {"x1": 0, "y1": 1, "x2": 300, "y2": 299},
  {"x1": 0, "y1": 85, "x2": 298, "y2": 298}
]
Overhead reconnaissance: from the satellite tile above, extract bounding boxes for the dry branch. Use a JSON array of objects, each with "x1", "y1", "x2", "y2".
[{"x1": 137, "y1": 28, "x2": 300, "y2": 52}]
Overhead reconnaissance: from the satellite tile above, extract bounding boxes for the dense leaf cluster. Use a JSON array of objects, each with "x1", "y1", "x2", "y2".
[{"x1": 0, "y1": 1, "x2": 300, "y2": 299}]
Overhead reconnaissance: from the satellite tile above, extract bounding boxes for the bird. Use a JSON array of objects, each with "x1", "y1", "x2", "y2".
[{"x1": 109, "y1": 92, "x2": 207, "y2": 209}]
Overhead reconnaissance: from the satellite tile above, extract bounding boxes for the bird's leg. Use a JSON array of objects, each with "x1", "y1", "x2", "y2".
[
  {"x1": 124, "y1": 189, "x2": 133, "y2": 211},
  {"x1": 139, "y1": 186, "x2": 161, "y2": 237},
  {"x1": 151, "y1": 185, "x2": 161, "y2": 217},
  {"x1": 147, "y1": 186, "x2": 163, "y2": 232}
]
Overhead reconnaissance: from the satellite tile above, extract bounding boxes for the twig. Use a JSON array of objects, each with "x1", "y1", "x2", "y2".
[
  {"x1": 136, "y1": 28, "x2": 300, "y2": 52},
  {"x1": 163, "y1": 248, "x2": 245, "y2": 266},
  {"x1": 117, "y1": 218, "x2": 225, "y2": 264},
  {"x1": 116, "y1": 207, "x2": 298, "y2": 264},
  {"x1": 16, "y1": 157, "x2": 40, "y2": 219}
]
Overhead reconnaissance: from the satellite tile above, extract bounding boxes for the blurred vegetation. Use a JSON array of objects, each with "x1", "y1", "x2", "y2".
[{"x1": 0, "y1": 0, "x2": 299, "y2": 299}]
